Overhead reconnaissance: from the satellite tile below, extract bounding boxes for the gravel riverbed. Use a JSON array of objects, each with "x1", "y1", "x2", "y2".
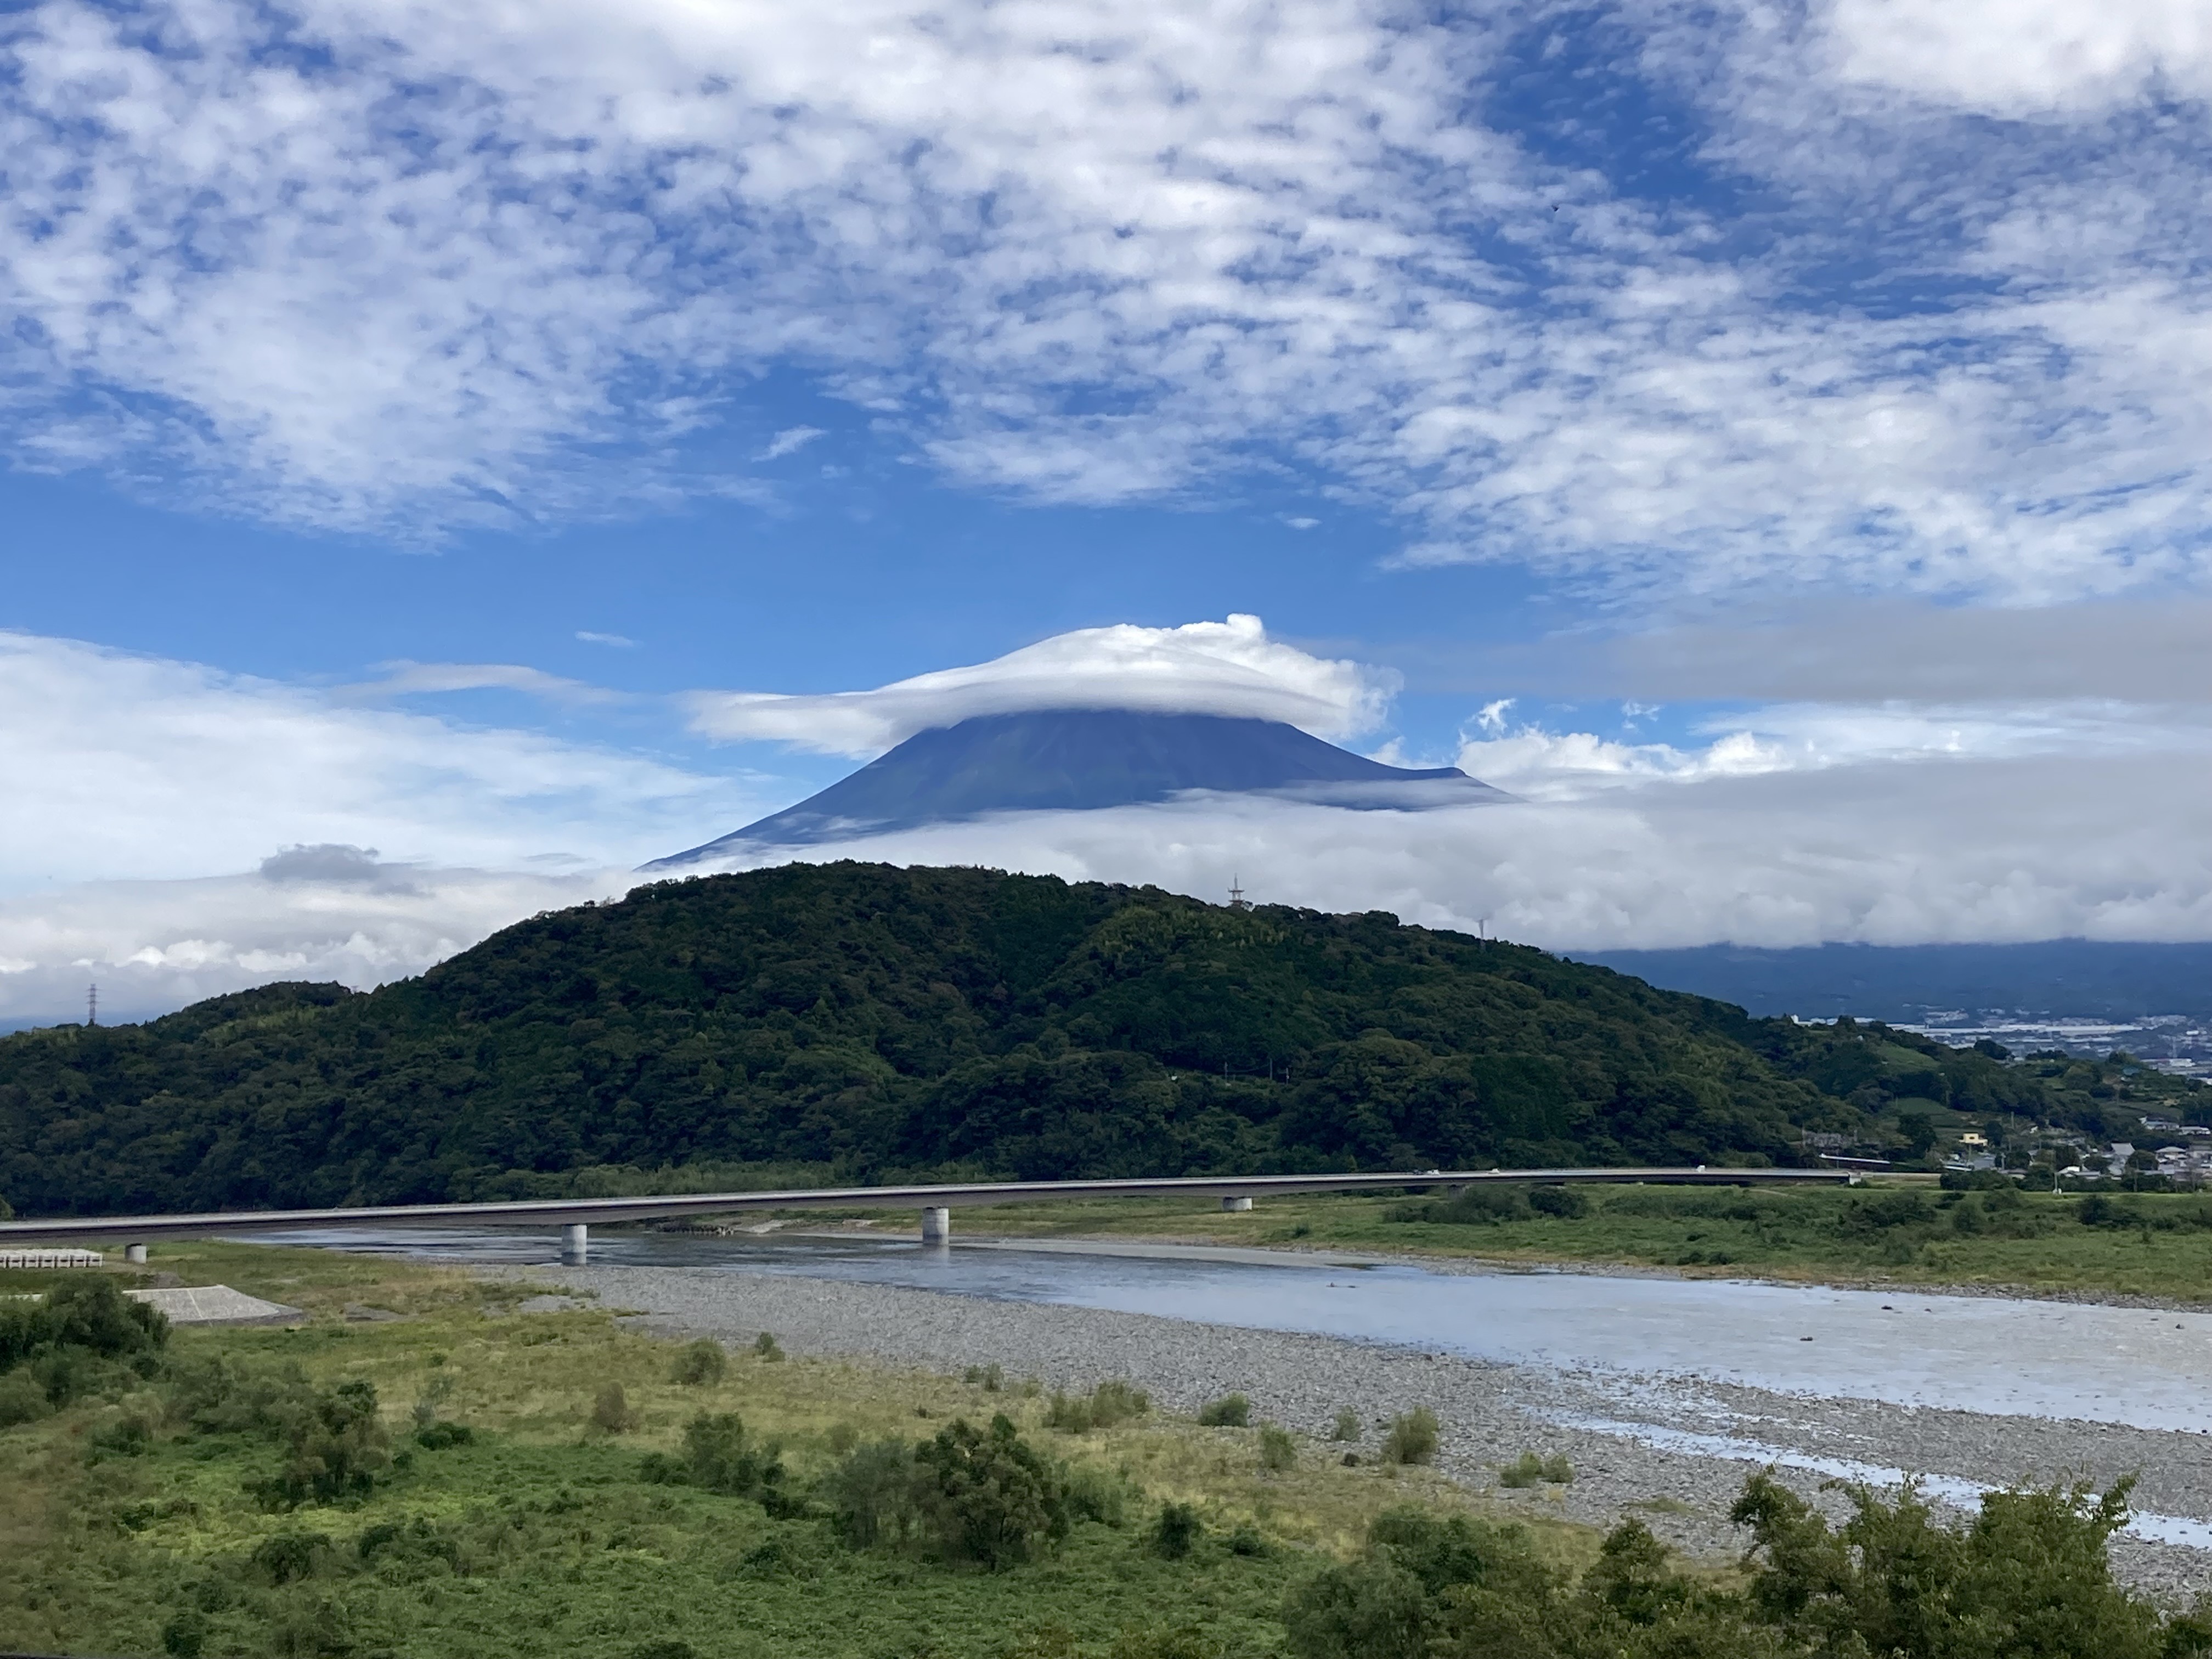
[{"x1": 514, "y1": 1260, "x2": 2212, "y2": 1602}]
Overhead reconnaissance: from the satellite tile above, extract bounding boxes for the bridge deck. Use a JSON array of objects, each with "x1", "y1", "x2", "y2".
[{"x1": 0, "y1": 1166, "x2": 1854, "y2": 1242}]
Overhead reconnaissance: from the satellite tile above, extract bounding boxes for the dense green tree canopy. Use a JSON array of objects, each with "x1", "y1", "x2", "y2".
[{"x1": 0, "y1": 862, "x2": 2128, "y2": 1217}]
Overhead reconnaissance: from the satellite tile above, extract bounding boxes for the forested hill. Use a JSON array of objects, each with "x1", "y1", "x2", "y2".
[{"x1": 3, "y1": 864, "x2": 1894, "y2": 1216}]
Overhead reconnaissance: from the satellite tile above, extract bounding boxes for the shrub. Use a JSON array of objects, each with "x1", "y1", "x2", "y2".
[
  {"x1": 911, "y1": 1414, "x2": 1069, "y2": 1569},
  {"x1": 1381, "y1": 1407, "x2": 1440, "y2": 1466},
  {"x1": 1499, "y1": 1451, "x2": 1573, "y2": 1487},
  {"x1": 252, "y1": 1380, "x2": 391, "y2": 1509},
  {"x1": 670, "y1": 1339, "x2": 726, "y2": 1385},
  {"x1": 413, "y1": 1421, "x2": 473, "y2": 1449},
  {"x1": 1330, "y1": 1407, "x2": 1361, "y2": 1442},
  {"x1": 1089, "y1": 1379, "x2": 1150, "y2": 1427},
  {"x1": 823, "y1": 1437, "x2": 917, "y2": 1547},
  {"x1": 962, "y1": 1363, "x2": 1004, "y2": 1391},
  {"x1": 1527, "y1": 1183, "x2": 1589, "y2": 1219},
  {"x1": 1285, "y1": 1506, "x2": 1550, "y2": 1659},
  {"x1": 753, "y1": 1332, "x2": 785, "y2": 1362},
  {"x1": 160, "y1": 1610, "x2": 208, "y2": 1657},
  {"x1": 677, "y1": 1410, "x2": 785, "y2": 1499},
  {"x1": 86, "y1": 1408, "x2": 155, "y2": 1459},
  {"x1": 591, "y1": 1383, "x2": 638, "y2": 1434},
  {"x1": 1152, "y1": 1501, "x2": 1203, "y2": 1559},
  {"x1": 1063, "y1": 1462, "x2": 1137, "y2": 1528},
  {"x1": 1048, "y1": 1379, "x2": 1151, "y2": 1433},
  {"x1": 1259, "y1": 1425, "x2": 1297, "y2": 1472},
  {"x1": 0, "y1": 1274, "x2": 168, "y2": 1401},
  {"x1": 1198, "y1": 1393, "x2": 1251, "y2": 1427},
  {"x1": 251, "y1": 1530, "x2": 335, "y2": 1585},
  {"x1": 0, "y1": 1368, "x2": 50, "y2": 1428}
]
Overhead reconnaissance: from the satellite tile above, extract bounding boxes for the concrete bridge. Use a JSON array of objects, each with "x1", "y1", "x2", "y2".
[{"x1": 0, "y1": 1165, "x2": 1854, "y2": 1263}]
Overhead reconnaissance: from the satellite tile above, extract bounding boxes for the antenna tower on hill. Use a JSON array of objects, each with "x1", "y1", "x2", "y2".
[
  {"x1": 87, "y1": 983, "x2": 98, "y2": 1026},
  {"x1": 1228, "y1": 876, "x2": 1251, "y2": 912}
]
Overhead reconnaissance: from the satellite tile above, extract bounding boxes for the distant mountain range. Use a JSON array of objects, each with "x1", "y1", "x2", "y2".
[
  {"x1": 1573, "y1": 941, "x2": 2212, "y2": 1022},
  {"x1": 648, "y1": 708, "x2": 1508, "y2": 866}
]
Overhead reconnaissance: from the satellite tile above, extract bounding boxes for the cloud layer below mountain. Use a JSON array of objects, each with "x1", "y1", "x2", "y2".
[{"x1": 12, "y1": 741, "x2": 2208, "y2": 1025}]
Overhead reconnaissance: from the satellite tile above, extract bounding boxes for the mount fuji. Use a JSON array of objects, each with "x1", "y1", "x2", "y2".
[{"x1": 646, "y1": 708, "x2": 1508, "y2": 868}]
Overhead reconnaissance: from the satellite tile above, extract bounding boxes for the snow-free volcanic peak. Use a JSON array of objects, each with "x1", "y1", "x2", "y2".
[{"x1": 647, "y1": 709, "x2": 1508, "y2": 867}]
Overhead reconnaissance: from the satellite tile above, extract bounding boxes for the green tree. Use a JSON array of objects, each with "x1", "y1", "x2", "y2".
[{"x1": 911, "y1": 1414, "x2": 1068, "y2": 1569}]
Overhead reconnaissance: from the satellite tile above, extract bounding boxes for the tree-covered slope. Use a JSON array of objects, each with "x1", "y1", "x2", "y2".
[{"x1": 0, "y1": 864, "x2": 1850, "y2": 1216}]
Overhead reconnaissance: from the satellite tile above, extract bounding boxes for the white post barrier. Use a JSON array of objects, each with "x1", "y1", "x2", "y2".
[
  {"x1": 1220, "y1": 1196, "x2": 1254, "y2": 1212},
  {"x1": 561, "y1": 1223, "x2": 589, "y2": 1263},
  {"x1": 919, "y1": 1206, "x2": 951, "y2": 1245}
]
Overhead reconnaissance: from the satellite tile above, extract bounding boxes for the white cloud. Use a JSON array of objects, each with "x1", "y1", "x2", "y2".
[
  {"x1": 576, "y1": 631, "x2": 636, "y2": 648},
  {"x1": 0, "y1": 857, "x2": 631, "y2": 1024},
  {"x1": 757, "y1": 426, "x2": 826, "y2": 461},
  {"x1": 11, "y1": 735, "x2": 2207, "y2": 1025},
  {"x1": 1451, "y1": 698, "x2": 2212, "y2": 801},
  {"x1": 674, "y1": 751, "x2": 2212, "y2": 952},
  {"x1": 686, "y1": 614, "x2": 1396, "y2": 756},
  {"x1": 0, "y1": 631, "x2": 771, "y2": 889},
  {"x1": 1822, "y1": 0, "x2": 2212, "y2": 113},
  {"x1": 1, "y1": 0, "x2": 2209, "y2": 598},
  {"x1": 346, "y1": 661, "x2": 626, "y2": 705}
]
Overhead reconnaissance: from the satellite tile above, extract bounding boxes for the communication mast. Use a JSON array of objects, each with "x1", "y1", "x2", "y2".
[
  {"x1": 87, "y1": 983, "x2": 98, "y2": 1027},
  {"x1": 1228, "y1": 875, "x2": 1252, "y2": 912}
]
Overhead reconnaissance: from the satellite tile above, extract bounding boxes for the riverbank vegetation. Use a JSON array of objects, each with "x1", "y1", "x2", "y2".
[
  {"x1": 934, "y1": 1180, "x2": 2212, "y2": 1300},
  {"x1": 1, "y1": 1244, "x2": 2204, "y2": 1659}
]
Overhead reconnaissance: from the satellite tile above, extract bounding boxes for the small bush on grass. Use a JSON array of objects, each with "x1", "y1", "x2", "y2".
[
  {"x1": 1063, "y1": 1461, "x2": 1137, "y2": 1528},
  {"x1": 1047, "y1": 1379, "x2": 1150, "y2": 1432},
  {"x1": 1090, "y1": 1379, "x2": 1150, "y2": 1426},
  {"x1": 1152, "y1": 1501, "x2": 1203, "y2": 1560},
  {"x1": 1498, "y1": 1451, "x2": 1573, "y2": 1487},
  {"x1": 670, "y1": 1339, "x2": 727, "y2": 1385},
  {"x1": 962, "y1": 1363, "x2": 1004, "y2": 1391},
  {"x1": 1527, "y1": 1184, "x2": 1589, "y2": 1219},
  {"x1": 252, "y1": 1380, "x2": 391, "y2": 1509},
  {"x1": 753, "y1": 1332, "x2": 785, "y2": 1362},
  {"x1": 644, "y1": 1410, "x2": 787, "y2": 1502},
  {"x1": 1198, "y1": 1393, "x2": 1250, "y2": 1427},
  {"x1": 591, "y1": 1382, "x2": 639, "y2": 1434},
  {"x1": 0, "y1": 1367, "x2": 49, "y2": 1427},
  {"x1": 1258, "y1": 1425, "x2": 1297, "y2": 1472},
  {"x1": 1329, "y1": 1407, "x2": 1361, "y2": 1442},
  {"x1": 85, "y1": 1407, "x2": 155, "y2": 1459},
  {"x1": 1381, "y1": 1407, "x2": 1439, "y2": 1466}
]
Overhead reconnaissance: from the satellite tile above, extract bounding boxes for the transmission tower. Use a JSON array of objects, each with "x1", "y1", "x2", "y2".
[{"x1": 87, "y1": 983, "x2": 98, "y2": 1027}]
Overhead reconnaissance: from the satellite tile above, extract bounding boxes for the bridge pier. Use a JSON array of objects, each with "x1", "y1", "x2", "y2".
[
  {"x1": 124, "y1": 1243, "x2": 148, "y2": 1265},
  {"x1": 919, "y1": 1206, "x2": 950, "y2": 1246},
  {"x1": 561, "y1": 1223, "x2": 589, "y2": 1263},
  {"x1": 1220, "y1": 1197, "x2": 1253, "y2": 1212}
]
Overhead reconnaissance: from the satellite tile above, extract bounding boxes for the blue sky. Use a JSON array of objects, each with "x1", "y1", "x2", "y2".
[{"x1": 3, "y1": 0, "x2": 2212, "y2": 1020}]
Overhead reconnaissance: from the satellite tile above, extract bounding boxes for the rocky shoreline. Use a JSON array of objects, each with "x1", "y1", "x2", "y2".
[{"x1": 514, "y1": 1260, "x2": 2212, "y2": 1603}]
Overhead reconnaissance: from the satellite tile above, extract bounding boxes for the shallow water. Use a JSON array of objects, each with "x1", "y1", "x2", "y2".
[{"x1": 257, "y1": 1224, "x2": 2212, "y2": 1432}]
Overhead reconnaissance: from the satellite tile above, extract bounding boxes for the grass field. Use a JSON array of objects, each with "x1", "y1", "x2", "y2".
[
  {"x1": 0, "y1": 1242, "x2": 1598, "y2": 1659},
  {"x1": 888, "y1": 1180, "x2": 2212, "y2": 1301}
]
